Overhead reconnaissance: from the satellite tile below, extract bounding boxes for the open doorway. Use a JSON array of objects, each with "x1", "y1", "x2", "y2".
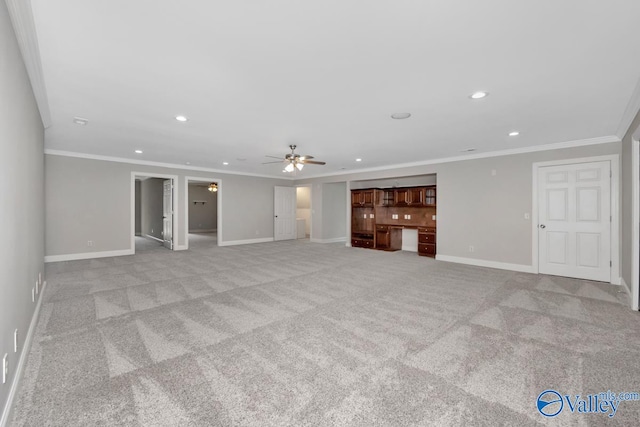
[
  {"x1": 185, "y1": 176, "x2": 221, "y2": 249},
  {"x1": 132, "y1": 172, "x2": 178, "y2": 253},
  {"x1": 296, "y1": 185, "x2": 311, "y2": 240}
]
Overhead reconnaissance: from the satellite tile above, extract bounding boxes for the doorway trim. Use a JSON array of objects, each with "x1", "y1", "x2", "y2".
[
  {"x1": 184, "y1": 176, "x2": 222, "y2": 249},
  {"x1": 631, "y1": 137, "x2": 639, "y2": 310},
  {"x1": 131, "y1": 172, "x2": 180, "y2": 253},
  {"x1": 531, "y1": 154, "x2": 620, "y2": 284}
]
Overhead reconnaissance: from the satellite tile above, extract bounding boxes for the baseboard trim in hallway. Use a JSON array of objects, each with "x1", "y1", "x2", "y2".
[
  {"x1": 44, "y1": 249, "x2": 134, "y2": 263},
  {"x1": 0, "y1": 280, "x2": 47, "y2": 427}
]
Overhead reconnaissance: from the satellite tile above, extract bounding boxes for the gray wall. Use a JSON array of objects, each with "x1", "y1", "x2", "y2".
[
  {"x1": 0, "y1": 1, "x2": 45, "y2": 419},
  {"x1": 350, "y1": 174, "x2": 437, "y2": 189},
  {"x1": 322, "y1": 182, "x2": 347, "y2": 240},
  {"x1": 140, "y1": 178, "x2": 164, "y2": 240},
  {"x1": 45, "y1": 155, "x2": 292, "y2": 256},
  {"x1": 298, "y1": 142, "x2": 622, "y2": 268},
  {"x1": 188, "y1": 184, "x2": 217, "y2": 231},
  {"x1": 134, "y1": 180, "x2": 141, "y2": 235},
  {"x1": 620, "y1": 110, "x2": 640, "y2": 296}
]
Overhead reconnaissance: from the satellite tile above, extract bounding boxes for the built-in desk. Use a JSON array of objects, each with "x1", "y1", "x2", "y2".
[
  {"x1": 374, "y1": 225, "x2": 423, "y2": 252},
  {"x1": 351, "y1": 186, "x2": 437, "y2": 257}
]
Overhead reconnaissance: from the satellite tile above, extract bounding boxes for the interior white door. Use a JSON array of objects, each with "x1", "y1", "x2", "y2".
[
  {"x1": 538, "y1": 161, "x2": 611, "y2": 282},
  {"x1": 163, "y1": 179, "x2": 173, "y2": 249},
  {"x1": 274, "y1": 186, "x2": 296, "y2": 241}
]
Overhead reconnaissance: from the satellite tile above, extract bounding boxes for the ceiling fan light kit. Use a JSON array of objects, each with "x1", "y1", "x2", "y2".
[{"x1": 264, "y1": 144, "x2": 325, "y2": 173}]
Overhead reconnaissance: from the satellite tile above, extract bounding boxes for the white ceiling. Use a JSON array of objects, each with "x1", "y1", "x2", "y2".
[{"x1": 25, "y1": 0, "x2": 640, "y2": 178}]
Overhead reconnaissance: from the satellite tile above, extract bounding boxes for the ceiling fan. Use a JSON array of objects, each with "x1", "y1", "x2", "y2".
[{"x1": 263, "y1": 145, "x2": 326, "y2": 172}]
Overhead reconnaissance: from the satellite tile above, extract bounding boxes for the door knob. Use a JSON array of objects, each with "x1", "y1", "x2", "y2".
[{"x1": 539, "y1": 224, "x2": 546, "y2": 229}]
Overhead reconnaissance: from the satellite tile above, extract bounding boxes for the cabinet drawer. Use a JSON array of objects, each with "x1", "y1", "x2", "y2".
[
  {"x1": 418, "y1": 233, "x2": 436, "y2": 244},
  {"x1": 418, "y1": 243, "x2": 436, "y2": 255},
  {"x1": 352, "y1": 239, "x2": 373, "y2": 248},
  {"x1": 418, "y1": 226, "x2": 436, "y2": 233}
]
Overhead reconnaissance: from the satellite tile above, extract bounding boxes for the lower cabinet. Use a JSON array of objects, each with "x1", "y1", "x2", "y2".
[
  {"x1": 352, "y1": 238, "x2": 374, "y2": 248},
  {"x1": 418, "y1": 227, "x2": 436, "y2": 258},
  {"x1": 376, "y1": 225, "x2": 390, "y2": 249}
]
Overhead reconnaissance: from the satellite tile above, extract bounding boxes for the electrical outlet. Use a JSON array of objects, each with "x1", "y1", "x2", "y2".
[
  {"x1": 87, "y1": 240, "x2": 93, "y2": 247},
  {"x1": 524, "y1": 213, "x2": 530, "y2": 220},
  {"x1": 2, "y1": 354, "x2": 7, "y2": 384},
  {"x1": 14, "y1": 329, "x2": 18, "y2": 353},
  {"x1": 469, "y1": 245, "x2": 475, "y2": 252}
]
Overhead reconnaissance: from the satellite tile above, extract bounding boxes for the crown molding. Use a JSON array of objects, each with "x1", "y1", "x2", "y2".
[
  {"x1": 298, "y1": 135, "x2": 621, "y2": 180},
  {"x1": 5, "y1": 0, "x2": 51, "y2": 128},
  {"x1": 617, "y1": 76, "x2": 640, "y2": 139},
  {"x1": 44, "y1": 149, "x2": 294, "y2": 180},
  {"x1": 44, "y1": 134, "x2": 619, "y2": 183}
]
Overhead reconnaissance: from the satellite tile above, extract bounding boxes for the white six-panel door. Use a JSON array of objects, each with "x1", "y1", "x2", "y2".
[
  {"x1": 538, "y1": 161, "x2": 611, "y2": 282},
  {"x1": 274, "y1": 186, "x2": 296, "y2": 241}
]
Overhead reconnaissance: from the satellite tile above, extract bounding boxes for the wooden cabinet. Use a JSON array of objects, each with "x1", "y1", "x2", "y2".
[
  {"x1": 424, "y1": 186, "x2": 436, "y2": 207},
  {"x1": 352, "y1": 189, "x2": 374, "y2": 207},
  {"x1": 376, "y1": 189, "x2": 394, "y2": 206},
  {"x1": 394, "y1": 187, "x2": 425, "y2": 206},
  {"x1": 376, "y1": 224, "x2": 402, "y2": 251},
  {"x1": 418, "y1": 226, "x2": 436, "y2": 258},
  {"x1": 375, "y1": 225, "x2": 390, "y2": 249},
  {"x1": 351, "y1": 186, "x2": 436, "y2": 257}
]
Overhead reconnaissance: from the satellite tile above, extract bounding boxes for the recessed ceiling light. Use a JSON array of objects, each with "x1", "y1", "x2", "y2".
[
  {"x1": 355, "y1": 158, "x2": 362, "y2": 162},
  {"x1": 175, "y1": 115, "x2": 188, "y2": 122},
  {"x1": 222, "y1": 162, "x2": 229, "y2": 165},
  {"x1": 73, "y1": 117, "x2": 88, "y2": 125},
  {"x1": 508, "y1": 131, "x2": 520, "y2": 136},
  {"x1": 134, "y1": 150, "x2": 143, "y2": 154},
  {"x1": 469, "y1": 91, "x2": 488, "y2": 99},
  {"x1": 391, "y1": 113, "x2": 411, "y2": 120}
]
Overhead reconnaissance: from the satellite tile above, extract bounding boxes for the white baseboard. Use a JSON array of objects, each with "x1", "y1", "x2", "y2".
[
  {"x1": 173, "y1": 245, "x2": 188, "y2": 251},
  {"x1": 0, "y1": 280, "x2": 47, "y2": 427},
  {"x1": 188, "y1": 229, "x2": 216, "y2": 233},
  {"x1": 219, "y1": 237, "x2": 274, "y2": 247},
  {"x1": 45, "y1": 249, "x2": 134, "y2": 263},
  {"x1": 143, "y1": 234, "x2": 163, "y2": 243},
  {"x1": 310, "y1": 237, "x2": 347, "y2": 244},
  {"x1": 435, "y1": 254, "x2": 535, "y2": 273}
]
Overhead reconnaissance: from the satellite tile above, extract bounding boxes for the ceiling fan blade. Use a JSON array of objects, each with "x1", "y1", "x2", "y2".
[
  {"x1": 300, "y1": 155, "x2": 314, "y2": 160},
  {"x1": 264, "y1": 155, "x2": 283, "y2": 160},
  {"x1": 261, "y1": 161, "x2": 284, "y2": 164},
  {"x1": 302, "y1": 160, "x2": 326, "y2": 165}
]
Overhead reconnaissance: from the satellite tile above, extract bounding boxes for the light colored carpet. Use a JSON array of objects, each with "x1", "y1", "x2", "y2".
[{"x1": 10, "y1": 238, "x2": 640, "y2": 426}]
